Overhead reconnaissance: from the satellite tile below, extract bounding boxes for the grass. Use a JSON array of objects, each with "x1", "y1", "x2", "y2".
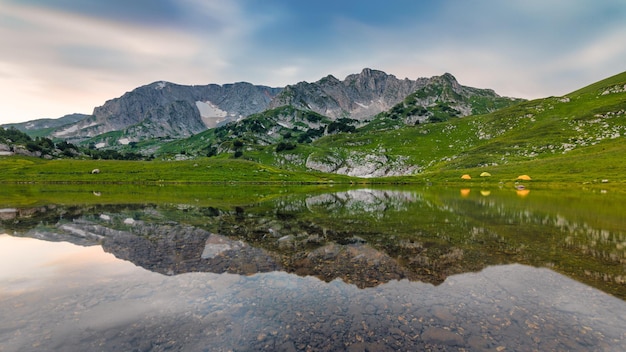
[{"x1": 0, "y1": 156, "x2": 355, "y2": 184}]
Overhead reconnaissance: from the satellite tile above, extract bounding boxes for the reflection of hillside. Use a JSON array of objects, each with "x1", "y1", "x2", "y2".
[
  {"x1": 2, "y1": 188, "x2": 626, "y2": 298},
  {"x1": 471, "y1": 195, "x2": 626, "y2": 262},
  {"x1": 1, "y1": 204, "x2": 475, "y2": 288},
  {"x1": 443, "y1": 191, "x2": 626, "y2": 294}
]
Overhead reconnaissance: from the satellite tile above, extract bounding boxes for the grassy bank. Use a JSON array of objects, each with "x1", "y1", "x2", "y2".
[
  {"x1": 0, "y1": 182, "x2": 354, "y2": 208},
  {"x1": 2, "y1": 146, "x2": 625, "y2": 192},
  {"x1": 0, "y1": 156, "x2": 355, "y2": 184}
]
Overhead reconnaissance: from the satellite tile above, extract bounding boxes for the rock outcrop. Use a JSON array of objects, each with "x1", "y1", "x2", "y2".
[
  {"x1": 0, "y1": 143, "x2": 12, "y2": 156},
  {"x1": 305, "y1": 150, "x2": 420, "y2": 177}
]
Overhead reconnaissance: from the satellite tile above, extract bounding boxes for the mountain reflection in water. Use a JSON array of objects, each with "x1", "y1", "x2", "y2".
[
  {"x1": 1, "y1": 234, "x2": 625, "y2": 351},
  {"x1": 1, "y1": 186, "x2": 626, "y2": 350},
  {"x1": 2, "y1": 187, "x2": 625, "y2": 295}
]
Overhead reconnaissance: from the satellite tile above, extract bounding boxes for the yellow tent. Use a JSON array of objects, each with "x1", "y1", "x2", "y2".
[
  {"x1": 461, "y1": 174, "x2": 472, "y2": 180},
  {"x1": 480, "y1": 172, "x2": 492, "y2": 177},
  {"x1": 517, "y1": 175, "x2": 532, "y2": 181}
]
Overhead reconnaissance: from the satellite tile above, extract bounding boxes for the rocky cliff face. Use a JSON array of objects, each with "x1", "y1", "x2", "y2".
[
  {"x1": 51, "y1": 81, "x2": 282, "y2": 142},
  {"x1": 269, "y1": 69, "x2": 520, "y2": 124},
  {"x1": 269, "y1": 68, "x2": 429, "y2": 120},
  {"x1": 121, "y1": 100, "x2": 206, "y2": 140},
  {"x1": 304, "y1": 150, "x2": 420, "y2": 178}
]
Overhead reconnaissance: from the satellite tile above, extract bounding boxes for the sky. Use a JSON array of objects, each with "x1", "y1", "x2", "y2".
[{"x1": 1, "y1": 0, "x2": 625, "y2": 124}]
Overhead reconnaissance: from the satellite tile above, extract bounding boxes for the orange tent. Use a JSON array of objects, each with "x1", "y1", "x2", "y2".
[
  {"x1": 461, "y1": 174, "x2": 472, "y2": 180},
  {"x1": 517, "y1": 175, "x2": 532, "y2": 181}
]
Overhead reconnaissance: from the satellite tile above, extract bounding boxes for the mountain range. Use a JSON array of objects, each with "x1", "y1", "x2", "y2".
[
  {"x1": 2, "y1": 68, "x2": 625, "y2": 179},
  {"x1": 159, "y1": 70, "x2": 625, "y2": 177},
  {"x1": 2, "y1": 69, "x2": 520, "y2": 146}
]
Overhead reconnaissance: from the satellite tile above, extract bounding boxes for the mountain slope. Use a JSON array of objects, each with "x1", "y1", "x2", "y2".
[
  {"x1": 241, "y1": 71, "x2": 626, "y2": 178},
  {"x1": 51, "y1": 81, "x2": 282, "y2": 143},
  {"x1": 269, "y1": 68, "x2": 520, "y2": 122},
  {"x1": 158, "y1": 70, "x2": 522, "y2": 163},
  {"x1": 157, "y1": 105, "x2": 344, "y2": 158},
  {"x1": 363, "y1": 73, "x2": 524, "y2": 130},
  {"x1": 1, "y1": 113, "x2": 89, "y2": 138},
  {"x1": 440, "y1": 71, "x2": 626, "y2": 171}
]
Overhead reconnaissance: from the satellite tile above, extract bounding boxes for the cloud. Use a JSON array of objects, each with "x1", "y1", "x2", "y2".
[
  {"x1": 1, "y1": 1, "x2": 245, "y2": 76},
  {"x1": 297, "y1": 0, "x2": 626, "y2": 98},
  {"x1": 0, "y1": 1, "x2": 254, "y2": 122},
  {"x1": 6, "y1": 0, "x2": 184, "y2": 27},
  {"x1": 554, "y1": 27, "x2": 626, "y2": 69},
  {"x1": 1, "y1": 0, "x2": 625, "y2": 123}
]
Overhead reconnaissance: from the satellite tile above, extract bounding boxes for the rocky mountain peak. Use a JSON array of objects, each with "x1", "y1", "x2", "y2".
[
  {"x1": 356, "y1": 67, "x2": 390, "y2": 79},
  {"x1": 432, "y1": 73, "x2": 463, "y2": 93},
  {"x1": 318, "y1": 74, "x2": 341, "y2": 85},
  {"x1": 268, "y1": 68, "x2": 513, "y2": 122},
  {"x1": 269, "y1": 68, "x2": 427, "y2": 120},
  {"x1": 440, "y1": 72, "x2": 457, "y2": 81},
  {"x1": 344, "y1": 68, "x2": 396, "y2": 91}
]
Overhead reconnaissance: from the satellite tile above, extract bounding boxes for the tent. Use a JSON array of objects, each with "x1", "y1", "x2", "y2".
[
  {"x1": 480, "y1": 172, "x2": 492, "y2": 177},
  {"x1": 461, "y1": 174, "x2": 472, "y2": 180},
  {"x1": 517, "y1": 175, "x2": 532, "y2": 180}
]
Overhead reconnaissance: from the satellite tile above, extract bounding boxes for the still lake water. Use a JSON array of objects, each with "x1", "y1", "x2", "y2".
[{"x1": 1, "y1": 185, "x2": 625, "y2": 351}]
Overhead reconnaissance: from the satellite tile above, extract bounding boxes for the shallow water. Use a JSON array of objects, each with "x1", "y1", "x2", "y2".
[{"x1": 1, "y1": 185, "x2": 625, "y2": 351}]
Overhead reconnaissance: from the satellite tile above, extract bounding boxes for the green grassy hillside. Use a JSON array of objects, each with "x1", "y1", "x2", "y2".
[
  {"x1": 426, "y1": 71, "x2": 626, "y2": 183},
  {"x1": 246, "y1": 71, "x2": 626, "y2": 183}
]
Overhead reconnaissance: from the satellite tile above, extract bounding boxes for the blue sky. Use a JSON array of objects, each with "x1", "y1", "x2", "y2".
[{"x1": 1, "y1": 0, "x2": 625, "y2": 123}]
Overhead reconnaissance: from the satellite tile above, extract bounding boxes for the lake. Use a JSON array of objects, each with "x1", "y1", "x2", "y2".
[{"x1": 1, "y1": 185, "x2": 625, "y2": 351}]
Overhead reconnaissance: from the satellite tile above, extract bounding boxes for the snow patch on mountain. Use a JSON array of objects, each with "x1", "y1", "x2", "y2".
[{"x1": 196, "y1": 101, "x2": 229, "y2": 128}]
